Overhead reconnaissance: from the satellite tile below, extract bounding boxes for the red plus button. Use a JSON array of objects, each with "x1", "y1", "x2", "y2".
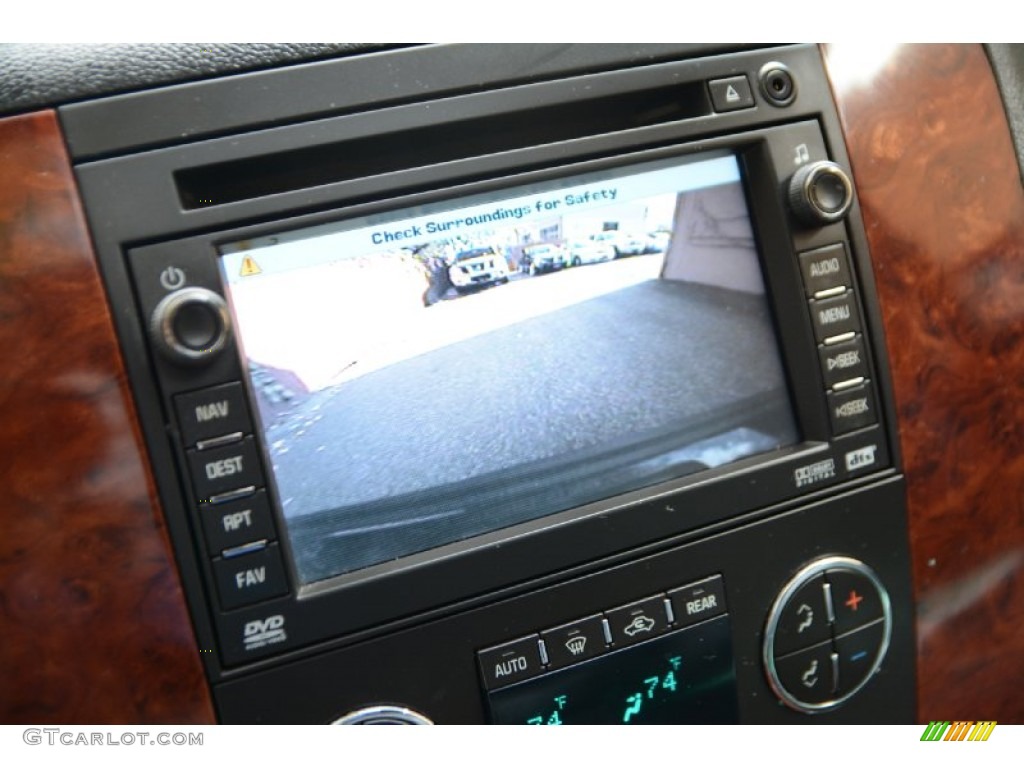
[
  {"x1": 828, "y1": 568, "x2": 883, "y2": 634},
  {"x1": 845, "y1": 590, "x2": 864, "y2": 611}
]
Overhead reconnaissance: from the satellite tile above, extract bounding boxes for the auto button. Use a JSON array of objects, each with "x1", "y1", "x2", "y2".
[{"x1": 478, "y1": 635, "x2": 544, "y2": 691}]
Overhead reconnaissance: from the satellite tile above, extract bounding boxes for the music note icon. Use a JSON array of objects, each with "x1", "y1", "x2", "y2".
[{"x1": 794, "y1": 144, "x2": 810, "y2": 165}]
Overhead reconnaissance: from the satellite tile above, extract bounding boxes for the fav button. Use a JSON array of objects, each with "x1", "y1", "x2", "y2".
[
  {"x1": 478, "y1": 635, "x2": 544, "y2": 690},
  {"x1": 213, "y1": 542, "x2": 289, "y2": 610}
]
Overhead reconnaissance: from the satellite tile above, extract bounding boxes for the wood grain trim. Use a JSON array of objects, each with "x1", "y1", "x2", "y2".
[
  {"x1": 824, "y1": 44, "x2": 1024, "y2": 722},
  {"x1": 0, "y1": 110, "x2": 215, "y2": 723}
]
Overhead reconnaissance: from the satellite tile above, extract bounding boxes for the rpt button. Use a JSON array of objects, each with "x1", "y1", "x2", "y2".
[
  {"x1": 201, "y1": 489, "x2": 277, "y2": 553},
  {"x1": 188, "y1": 436, "x2": 262, "y2": 500}
]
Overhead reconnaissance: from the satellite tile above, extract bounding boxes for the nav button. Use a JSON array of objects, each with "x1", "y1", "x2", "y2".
[
  {"x1": 478, "y1": 635, "x2": 544, "y2": 690},
  {"x1": 176, "y1": 382, "x2": 253, "y2": 446}
]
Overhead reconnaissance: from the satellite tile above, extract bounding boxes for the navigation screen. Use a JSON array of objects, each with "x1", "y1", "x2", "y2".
[{"x1": 220, "y1": 152, "x2": 799, "y2": 585}]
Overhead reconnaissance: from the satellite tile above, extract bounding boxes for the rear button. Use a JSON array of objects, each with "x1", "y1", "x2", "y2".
[{"x1": 668, "y1": 575, "x2": 727, "y2": 628}]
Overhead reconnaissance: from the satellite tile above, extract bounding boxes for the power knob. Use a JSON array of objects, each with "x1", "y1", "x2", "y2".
[
  {"x1": 150, "y1": 287, "x2": 231, "y2": 365},
  {"x1": 787, "y1": 161, "x2": 854, "y2": 226}
]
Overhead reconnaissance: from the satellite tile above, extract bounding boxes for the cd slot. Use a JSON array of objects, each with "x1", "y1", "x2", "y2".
[{"x1": 174, "y1": 81, "x2": 711, "y2": 210}]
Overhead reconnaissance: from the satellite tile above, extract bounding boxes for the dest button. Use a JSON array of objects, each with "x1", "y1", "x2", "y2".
[
  {"x1": 478, "y1": 635, "x2": 544, "y2": 691},
  {"x1": 187, "y1": 436, "x2": 263, "y2": 501}
]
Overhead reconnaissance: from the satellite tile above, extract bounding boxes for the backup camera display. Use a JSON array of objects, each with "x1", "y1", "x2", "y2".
[{"x1": 220, "y1": 153, "x2": 799, "y2": 585}]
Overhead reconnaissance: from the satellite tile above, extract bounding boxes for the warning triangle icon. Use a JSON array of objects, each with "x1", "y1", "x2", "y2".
[
  {"x1": 725, "y1": 85, "x2": 740, "y2": 103},
  {"x1": 240, "y1": 256, "x2": 262, "y2": 277}
]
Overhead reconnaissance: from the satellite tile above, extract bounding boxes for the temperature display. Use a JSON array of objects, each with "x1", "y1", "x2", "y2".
[{"x1": 487, "y1": 615, "x2": 737, "y2": 724}]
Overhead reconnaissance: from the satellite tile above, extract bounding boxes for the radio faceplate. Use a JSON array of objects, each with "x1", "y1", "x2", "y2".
[{"x1": 69, "y1": 44, "x2": 913, "y2": 722}]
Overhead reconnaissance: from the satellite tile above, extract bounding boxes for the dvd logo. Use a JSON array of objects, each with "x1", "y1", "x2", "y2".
[{"x1": 243, "y1": 614, "x2": 287, "y2": 651}]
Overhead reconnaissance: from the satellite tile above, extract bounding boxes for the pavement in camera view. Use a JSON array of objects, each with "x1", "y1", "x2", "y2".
[{"x1": 263, "y1": 255, "x2": 790, "y2": 521}]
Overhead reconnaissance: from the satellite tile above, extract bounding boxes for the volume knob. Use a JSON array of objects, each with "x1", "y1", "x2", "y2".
[
  {"x1": 788, "y1": 161, "x2": 854, "y2": 226},
  {"x1": 150, "y1": 287, "x2": 231, "y2": 365}
]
